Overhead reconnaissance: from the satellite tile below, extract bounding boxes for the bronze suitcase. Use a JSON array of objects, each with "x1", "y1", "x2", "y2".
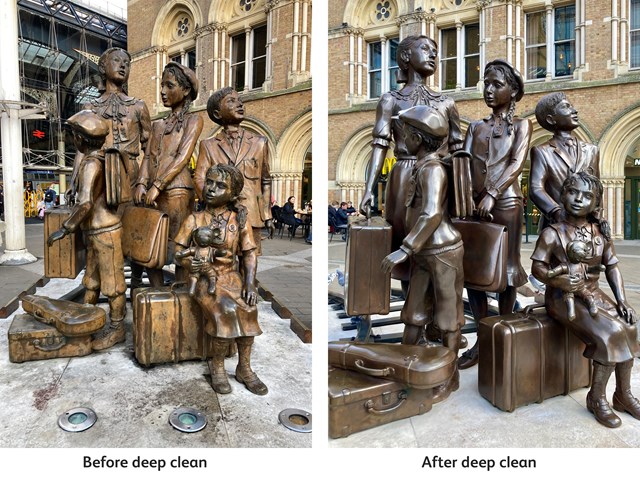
[
  {"x1": 328, "y1": 341, "x2": 456, "y2": 389},
  {"x1": 478, "y1": 305, "x2": 592, "y2": 412},
  {"x1": 8, "y1": 313, "x2": 93, "y2": 363},
  {"x1": 132, "y1": 285, "x2": 214, "y2": 366},
  {"x1": 329, "y1": 367, "x2": 436, "y2": 439},
  {"x1": 121, "y1": 205, "x2": 169, "y2": 269},
  {"x1": 344, "y1": 216, "x2": 392, "y2": 316},
  {"x1": 44, "y1": 206, "x2": 86, "y2": 279}
]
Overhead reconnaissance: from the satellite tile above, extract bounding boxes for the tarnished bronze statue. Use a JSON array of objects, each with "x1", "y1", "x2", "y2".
[
  {"x1": 194, "y1": 88, "x2": 272, "y2": 255},
  {"x1": 529, "y1": 92, "x2": 600, "y2": 232},
  {"x1": 360, "y1": 35, "x2": 464, "y2": 283},
  {"x1": 134, "y1": 62, "x2": 203, "y2": 286},
  {"x1": 381, "y1": 105, "x2": 464, "y2": 393},
  {"x1": 531, "y1": 171, "x2": 640, "y2": 428},
  {"x1": 48, "y1": 110, "x2": 127, "y2": 350},
  {"x1": 70, "y1": 48, "x2": 151, "y2": 203},
  {"x1": 175, "y1": 164, "x2": 267, "y2": 396},
  {"x1": 458, "y1": 60, "x2": 531, "y2": 369}
]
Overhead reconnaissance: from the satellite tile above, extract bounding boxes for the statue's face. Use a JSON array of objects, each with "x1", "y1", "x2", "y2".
[
  {"x1": 407, "y1": 38, "x2": 438, "y2": 77},
  {"x1": 102, "y1": 50, "x2": 130, "y2": 84},
  {"x1": 562, "y1": 178, "x2": 597, "y2": 218},
  {"x1": 204, "y1": 171, "x2": 233, "y2": 208},
  {"x1": 161, "y1": 71, "x2": 189, "y2": 109},
  {"x1": 215, "y1": 91, "x2": 244, "y2": 125},
  {"x1": 484, "y1": 68, "x2": 514, "y2": 109},
  {"x1": 548, "y1": 99, "x2": 579, "y2": 131}
]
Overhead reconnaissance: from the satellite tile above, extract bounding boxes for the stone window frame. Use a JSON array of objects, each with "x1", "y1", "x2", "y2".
[
  {"x1": 229, "y1": 23, "x2": 268, "y2": 92},
  {"x1": 439, "y1": 22, "x2": 480, "y2": 91},
  {"x1": 630, "y1": 0, "x2": 640, "y2": 69},
  {"x1": 524, "y1": 3, "x2": 576, "y2": 81},
  {"x1": 367, "y1": 36, "x2": 399, "y2": 99},
  {"x1": 166, "y1": 9, "x2": 197, "y2": 73}
]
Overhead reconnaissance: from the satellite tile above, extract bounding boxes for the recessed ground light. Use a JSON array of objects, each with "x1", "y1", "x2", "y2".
[
  {"x1": 278, "y1": 408, "x2": 312, "y2": 433},
  {"x1": 169, "y1": 407, "x2": 207, "y2": 433},
  {"x1": 58, "y1": 407, "x2": 97, "y2": 432}
]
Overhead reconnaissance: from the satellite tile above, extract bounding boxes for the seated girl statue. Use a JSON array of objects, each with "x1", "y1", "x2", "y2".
[
  {"x1": 174, "y1": 164, "x2": 267, "y2": 396},
  {"x1": 531, "y1": 171, "x2": 639, "y2": 428}
]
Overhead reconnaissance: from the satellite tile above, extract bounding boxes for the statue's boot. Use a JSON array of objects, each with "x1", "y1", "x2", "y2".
[
  {"x1": 613, "y1": 360, "x2": 640, "y2": 420},
  {"x1": 586, "y1": 361, "x2": 620, "y2": 428},
  {"x1": 208, "y1": 338, "x2": 232, "y2": 394},
  {"x1": 235, "y1": 337, "x2": 268, "y2": 396},
  {"x1": 458, "y1": 341, "x2": 478, "y2": 370},
  {"x1": 92, "y1": 320, "x2": 125, "y2": 351},
  {"x1": 424, "y1": 323, "x2": 467, "y2": 348}
]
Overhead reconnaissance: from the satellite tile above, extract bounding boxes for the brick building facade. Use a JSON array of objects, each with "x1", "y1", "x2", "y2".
[
  {"x1": 127, "y1": 0, "x2": 312, "y2": 206},
  {"x1": 329, "y1": 0, "x2": 640, "y2": 239}
]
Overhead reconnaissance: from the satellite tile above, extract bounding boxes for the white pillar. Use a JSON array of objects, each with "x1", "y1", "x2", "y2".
[
  {"x1": 0, "y1": 0, "x2": 36, "y2": 264},
  {"x1": 348, "y1": 32, "x2": 355, "y2": 97},
  {"x1": 456, "y1": 21, "x2": 463, "y2": 90},
  {"x1": 155, "y1": 49, "x2": 161, "y2": 107},
  {"x1": 621, "y1": 0, "x2": 628, "y2": 64},
  {"x1": 221, "y1": 30, "x2": 227, "y2": 87},
  {"x1": 292, "y1": 0, "x2": 300, "y2": 73},
  {"x1": 301, "y1": 0, "x2": 309, "y2": 73},
  {"x1": 616, "y1": 182, "x2": 623, "y2": 237},
  {"x1": 507, "y1": 1, "x2": 513, "y2": 64},
  {"x1": 515, "y1": 1, "x2": 522, "y2": 71},
  {"x1": 357, "y1": 33, "x2": 363, "y2": 97},
  {"x1": 58, "y1": 139, "x2": 66, "y2": 205},
  {"x1": 293, "y1": 177, "x2": 301, "y2": 201},
  {"x1": 607, "y1": 183, "x2": 615, "y2": 224},
  {"x1": 546, "y1": 5, "x2": 553, "y2": 80},
  {"x1": 213, "y1": 28, "x2": 219, "y2": 91},
  {"x1": 244, "y1": 27, "x2": 251, "y2": 91},
  {"x1": 429, "y1": 19, "x2": 436, "y2": 88},
  {"x1": 612, "y1": 0, "x2": 619, "y2": 64}
]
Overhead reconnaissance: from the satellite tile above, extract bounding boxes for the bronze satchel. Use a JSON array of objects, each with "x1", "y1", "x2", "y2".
[
  {"x1": 121, "y1": 205, "x2": 169, "y2": 269},
  {"x1": 452, "y1": 218, "x2": 508, "y2": 292}
]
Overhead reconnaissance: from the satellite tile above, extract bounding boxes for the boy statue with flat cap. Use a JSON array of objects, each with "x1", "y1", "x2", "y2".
[
  {"x1": 48, "y1": 110, "x2": 127, "y2": 350},
  {"x1": 381, "y1": 105, "x2": 464, "y2": 392},
  {"x1": 194, "y1": 87, "x2": 272, "y2": 255}
]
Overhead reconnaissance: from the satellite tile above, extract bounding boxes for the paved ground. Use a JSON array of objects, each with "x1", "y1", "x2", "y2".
[
  {"x1": 328, "y1": 233, "x2": 640, "y2": 448},
  {"x1": 0, "y1": 222, "x2": 312, "y2": 448}
]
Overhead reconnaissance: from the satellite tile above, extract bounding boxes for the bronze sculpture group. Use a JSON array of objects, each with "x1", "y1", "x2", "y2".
[
  {"x1": 44, "y1": 47, "x2": 271, "y2": 397},
  {"x1": 357, "y1": 35, "x2": 640, "y2": 429}
]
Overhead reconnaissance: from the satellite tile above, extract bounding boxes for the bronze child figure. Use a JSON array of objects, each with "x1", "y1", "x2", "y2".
[
  {"x1": 195, "y1": 87, "x2": 273, "y2": 255},
  {"x1": 532, "y1": 171, "x2": 640, "y2": 428},
  {"x1": 459, "y1": 59, "x2": 531, "y2": 369},
  {"x1": 381, "y1": 105, "x2": 464, "y2": 393},
  {"x1": 545, "y1": 239, "x2": 605, "y2": 320},
  {"x1": 48, "y1": 110, "x2": 127, "y2": 350},
  {"x1": 529, "y1": 92, "x2": 600, "y2": 232},
  {"x1": 174, "y1": 226, "x2": 227, "y2": 296},
  {"x1": 175, "y1": 164, "x2": 267, "y2": 396},
  {"x1": 134, "y1": 62, "x2": 203, "y2": 286}
]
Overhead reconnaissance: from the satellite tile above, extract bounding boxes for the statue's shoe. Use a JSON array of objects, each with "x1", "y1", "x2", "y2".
[
  {"x1": 236, "y1": 368, "x2": 268, "y2": 396},
  {"x1": 92, "y1": 323, "x2": 125, "y2": 351},
  {"x1": 587, "y1": 392, "x2": 622, "y2": 428},
  {"x1": 613, "y1": 391, "x2": 640, "y2": 420}
]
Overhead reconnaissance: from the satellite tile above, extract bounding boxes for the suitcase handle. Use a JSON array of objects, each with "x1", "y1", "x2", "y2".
[
  {"x1": 354, "y1": 359, "x2": 395, "y2": 377},
  {"x1": 32, "y1": 336, "x2": 67, "y2": 352},
  {"x1": 521, "y1": 303, "x2": 546, "y2": 315},
  {"x1": 365, "y1": 391, "x2": 407, "y2": 415}
]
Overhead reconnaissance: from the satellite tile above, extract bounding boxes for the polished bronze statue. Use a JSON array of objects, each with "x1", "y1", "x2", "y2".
[
  {"x1": 359, "y1": 35, "x2": 464, "y2": 283},
  {"x1": 529, "y1": 92, "x2": 600, "y2": 232},
  {"x1": 134, "y1": 62, "x2": 203, "y2": 286},
  {"x1": 175, "y1": 164, "x2": 267, "y2": 396},
  {"x1": 194, "y1": 87, "x2": 273, "y2": 255},
  {"x1": 531, "y1": 171, "x2": 640, "y2": 428},
  {"x1": 48, "y1": 110, "x2": 127, "y2": 350},
  {"x1": 458, "y1": 60, "x2": 531, "y2": 369},
  {"x1": 381, "y1": 105, "x2": 463, "y2": 392}
]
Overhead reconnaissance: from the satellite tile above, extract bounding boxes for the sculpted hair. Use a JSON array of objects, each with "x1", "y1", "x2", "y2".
[
  {"x1": 163, "y1": 63, "x2": 193, "y2": 122},
  {"x1": 561, "y1": 171, "x2": 611, "y2": 241},
  {"x1": 206, "y1": 164, "x2": 247, "y2": 228},
  {"x1": 535, "y1": 92, "x2": 567, "y2": 132},
  {"x1": 485, "y1": 63, "x2": 520, "y2": 135},
  {"x1": 396, "y1": 35, "x2": 437, "y2": 84},
  {"x1": 207, "y1": 86, "x2": 235, "y2": 125}
]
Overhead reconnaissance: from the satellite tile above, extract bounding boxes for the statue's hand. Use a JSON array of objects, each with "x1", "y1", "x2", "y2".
[
  {"x1": 551, "y1": 208, "x2": 565, "y2": 224},
  {"x1": 243, "y1": 284, "x2": 258, "y2": 306},
  {"x1": 477, "y1": 194, "x2": 496, "y2": 219},
  {"x1": 552, "y1": 273, "x2": 584, "y2": 294},
  {"x1": 617, "y1": 301, "x2": 636, "y2": 324},
  {"x1": 145, "y1": 185, "x2": 160, "y2": 207},
  {"x1": 133, "y1": 184, "x2": 147, "y2": 205},
  {"x1": 359, "y1": 192, "x2": 372, "y2": 216},
  {"x1": 381, "y1": 249, "x2": 409, "y2": 274},
  {"x1": 47, "y1": 228, "x2": 67, "y2": 246},
  {"x1": 64, "y1": 188, "x2": 75, "y2": 206}
]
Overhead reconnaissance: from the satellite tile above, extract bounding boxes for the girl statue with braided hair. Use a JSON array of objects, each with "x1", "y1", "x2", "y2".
[
  {"x1": 458, "y1": 59, "x2": 532, "y2": 369},
  {"x1": 174, "y1": 164, "x2": 267, "y2": 396}
]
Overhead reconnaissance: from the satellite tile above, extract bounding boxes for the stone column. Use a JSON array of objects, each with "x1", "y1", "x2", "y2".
[{"x1": 0, "y1": 0, "x2": 36, "y2": 264}]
